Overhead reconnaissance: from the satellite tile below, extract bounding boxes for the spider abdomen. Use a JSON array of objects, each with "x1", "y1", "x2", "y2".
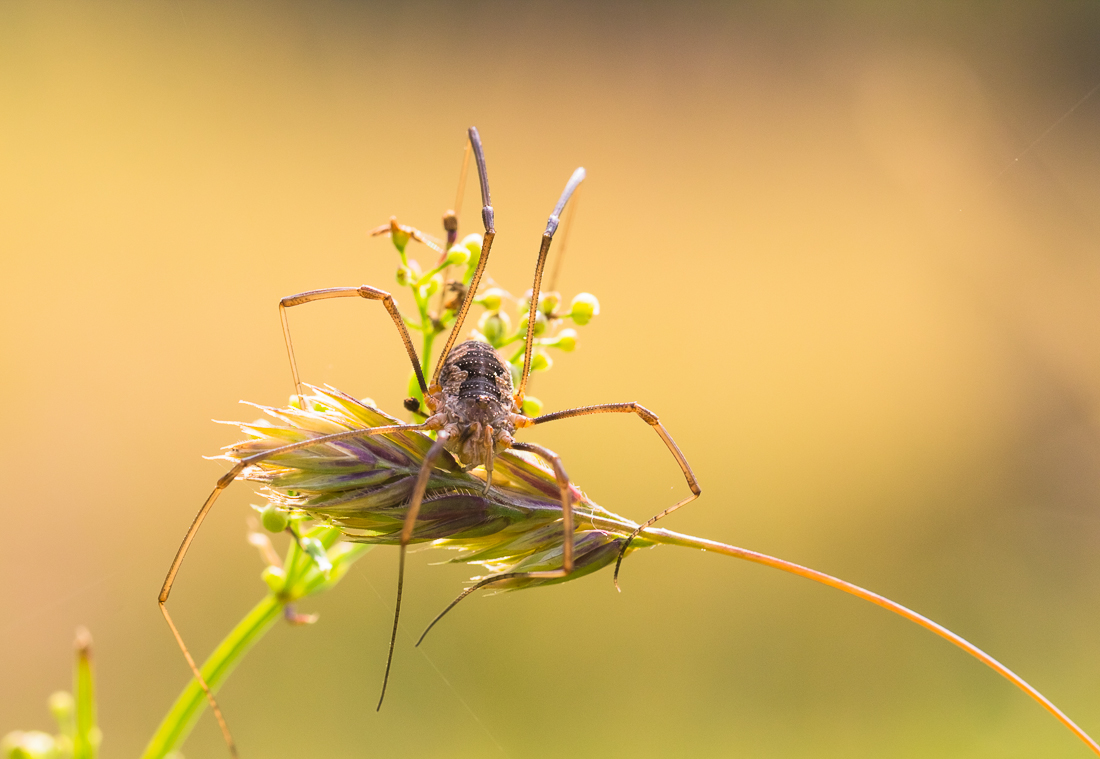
[
  {"x1": 435, "y1": 340, "x2": 517, "y2": 467},
  {"x1": 440, "y1": 339, "x2": 513, "y2": 407}
]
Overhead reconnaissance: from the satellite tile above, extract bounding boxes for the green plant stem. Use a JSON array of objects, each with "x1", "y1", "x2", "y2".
[
  {"x1": 644, "y1": 527, "x2": 1100, "y2": 757},
  {"x1": 415, "y1": 260, "x2": 449, "y2": 287},
  {"x1": 73, "y1": 629, "x2": 97, "y2": 759},
  {"x1": 412, "y1": 282, "x2": 435, "y2": 380},
  {"x1": 422, "y1": 329, "x2": 436, "y2": 380},
  {"x1": 140, "y1": 594, "x2": 283, "y2": 759}
]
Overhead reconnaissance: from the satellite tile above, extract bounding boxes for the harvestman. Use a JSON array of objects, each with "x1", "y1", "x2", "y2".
[{"x1": 157, "y1": 127, "x2": 701, "y2": 756}]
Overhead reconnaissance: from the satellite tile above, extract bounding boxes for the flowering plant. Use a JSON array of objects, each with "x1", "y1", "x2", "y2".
[{"x1": 6, "y1": 193, "x2": 1099, "y2": 759}]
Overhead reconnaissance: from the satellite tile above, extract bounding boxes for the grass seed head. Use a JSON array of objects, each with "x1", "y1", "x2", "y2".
[{"x1": 221, "y1": 385, "x2": 652, "y2": 589}]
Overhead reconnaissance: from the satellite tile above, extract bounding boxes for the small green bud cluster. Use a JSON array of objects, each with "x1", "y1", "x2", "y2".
[
  {"x1": 373, "y1": 207, "x2": 599, "y2": 417},
  {"x1": 470, "y1": 285, "x2": 600, "y2": 383},
  {"x1": 248, "y1": 506, "x2": 367, "y2": 605},
  {"x1": 373, "y1": 214, "x2": 494, "y2": 412}
]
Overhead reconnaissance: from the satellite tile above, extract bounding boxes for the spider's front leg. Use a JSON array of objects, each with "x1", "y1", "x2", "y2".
[
  {"x1": 278, "y1": 285, "x2": 428, "y2": 406},
  {"x1": 377, "y1": 407, "x2": 457, "y2": 711}
]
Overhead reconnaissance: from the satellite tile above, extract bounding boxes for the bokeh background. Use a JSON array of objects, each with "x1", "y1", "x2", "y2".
[{"x1": 4, "y1": 2, "x2": 1100, "y2": 757}]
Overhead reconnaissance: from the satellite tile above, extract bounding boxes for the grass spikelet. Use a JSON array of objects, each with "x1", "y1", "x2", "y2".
[{"x1": 222, "y1": 385, "x2": 649, "y2": 588}]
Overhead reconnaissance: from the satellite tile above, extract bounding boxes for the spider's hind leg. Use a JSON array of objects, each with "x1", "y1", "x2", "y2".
[
  {"x1": 377, "y1": 424, "x2": 450, "y2": 711},
  {"x1": 527, "y1": 401, "x2": 701, "y2": 590},
  {"x1": 415, "y1": 440, "x2": 576, "y2": 647}
]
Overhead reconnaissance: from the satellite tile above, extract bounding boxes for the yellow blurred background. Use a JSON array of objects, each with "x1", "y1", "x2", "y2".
[{"x1": 4, "y1": 2, "x2": 1100, "y2": 756}]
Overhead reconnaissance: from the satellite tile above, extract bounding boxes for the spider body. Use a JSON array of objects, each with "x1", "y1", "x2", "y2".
[{"x1": 428, "y1": 338, "x2": 522, "y2": 471}]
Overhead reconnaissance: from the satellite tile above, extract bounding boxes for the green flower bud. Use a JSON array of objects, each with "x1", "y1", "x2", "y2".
[
  {"x1": 539, "y1": 291, "x2": 561, "y2": 315},
  {"x1": 521, "y1": 308, "x2": 547, "y2": 336},
  {"x1": 478, "y1": 310, "x2": 512, "y2": 347},
  {"x1": 519, "y1": 290, "x2": 559, "y2": 315},
  {"x1": 391, "y1": 227, "x2": 410, "y2": 253},
  {"x1": 521, "y1": 396, "x2": 543, "y2": 417},
  {"x1": 530, "y1": 309, "x2": 548, "y2": 337},
  {"x1": 47, "y1": 691, "x2": 74, "y2": 732},
  {"x1": 478, "y1": 287, "x2": 505, "y2": 311},
  {"x1": 261, "y1": 565, "x2": 286, "y2": 594},
  {"x1": 530, "y1": 350, "x2": 552, "y2": 372},
  {"x1": 446, "y1": 245, "x2": 470, "y2": 266},
  {"x1": 396, "y1": 266, "x2": 411, "y2": 286},
  {"x1": 420, "y1": 273, "x2": 442, "y2": 299},
  {"x1": 462, "y1": 233, "x2": 483, "y2": 257},
  {"x1": 461, "y1": 234, "x2": 484, "y2": 283},
  {"x1": 549, "y1": 328, "x2": 577, "y2": 352},
  {"x1": 261, "y1": 504, "x2": 289, "y2": 534},
  {"x1": 1, "y1": 731, "x2": 57, "y2": 759},
  {"x1": 568, "y1": 292, "x2": 600, "y2": 325}
]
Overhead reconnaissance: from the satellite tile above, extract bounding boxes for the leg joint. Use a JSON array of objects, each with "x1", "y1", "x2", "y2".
[
  {"x1": 217, "y1": 466, "x2": 241, "y2": 489},
  {"x1": 358, "y1": 285, "x2": 391, "y2": 301},
  {"x1": 631, "y1": 403, "x2": 659, "y2": 425}
]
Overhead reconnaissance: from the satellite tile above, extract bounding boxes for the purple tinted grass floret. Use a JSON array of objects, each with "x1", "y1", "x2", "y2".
[{"x1": 219, "y1": 385, "x2": 652, "y2": 593}]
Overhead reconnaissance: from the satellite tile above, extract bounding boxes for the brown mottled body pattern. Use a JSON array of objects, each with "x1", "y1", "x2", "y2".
[{"x1": 434, "y1": 339, "x2": 520, "y2": 468}]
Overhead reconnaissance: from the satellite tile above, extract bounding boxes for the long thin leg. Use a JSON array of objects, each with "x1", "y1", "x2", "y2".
[
  {"x1": 416, "y1": 574, "x2": 509, "y2": 647},
  {"x1": 376, "y1": 429, "x2": 452, "y2": 711},
  {"x1": 279, "y1": 285, "x2": 427, "y2": 406},
  {"x1": 546, "y1": 179, "x2": 582, "y2": 294},
  {"x1": 158, "y1": 421, "x2": 430, "y2": 757},
  {"x1": 528, "y1": 402, "x2": 701, "y2": 589},
  {"x1": 432, "y1": 126, "x2": 496, "y2": 386},
  {"x1": 511, "y1": 442, "x2": 575, "y2": 576},
  {"x1": 515, "y1": 167, "x2": 586, "y2": 403},
  {"x1": 415, "y1": 440, "x2": 575, "y2": 648}
]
